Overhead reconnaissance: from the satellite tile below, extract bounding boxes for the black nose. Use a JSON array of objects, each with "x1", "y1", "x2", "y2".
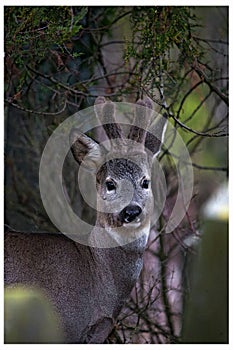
[{"x1": 121, "y1": 205, "x2": 142, "y2": 223}]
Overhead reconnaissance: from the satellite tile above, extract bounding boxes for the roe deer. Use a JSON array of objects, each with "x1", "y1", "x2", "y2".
[{"x1": 4, "y1": 97, "x2": 167, "y2": 343}]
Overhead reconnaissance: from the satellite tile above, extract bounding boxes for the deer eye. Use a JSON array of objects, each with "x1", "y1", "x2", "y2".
[
  {"x1": 141, "y1": 178, "x2": 150, "y2": 189},
  {"x1": 106, "y1": 179, "x2": 116, "y2": 192}
]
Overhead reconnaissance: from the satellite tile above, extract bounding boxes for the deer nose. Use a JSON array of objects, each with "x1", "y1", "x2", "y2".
[{"x1": 121, "y1": 205, "x2": 142, "y2": 223}]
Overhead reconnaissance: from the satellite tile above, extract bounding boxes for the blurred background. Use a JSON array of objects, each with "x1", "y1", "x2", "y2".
[{"x1": 4, "y1": 6, "x2": 228, "y2": 344}]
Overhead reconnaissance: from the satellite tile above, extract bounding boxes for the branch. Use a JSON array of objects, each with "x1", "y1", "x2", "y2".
[
  {"x1": 169, "y1": 112, "x2": 228, "y2": 138},
  {"x1": 81, "y1": 10, "x2": 131, "y2": 33},
  {"x1": 26, "y1": 65, "x2": 89, "y2": 97},
  {"x1": 151, "y1": 65, "x2": 228, "y2": 138},
  {"x1": 158, "y1": 232, "x2": 175, "y2": 339},
  {"x1": 176, "y1": 80, "x2": 203, "y2": 120},
  {"x1": 183, "y1": 90, "x2": 212, "y2": 124},
  {"x1": 100, "y1": 40, "x2": 126, "y2": 48},
  {"x1": 192, "y1": 65, "x2": 228, "y2": 106},
  {"x1": 191, "y1": 163, "x2": 228, "y2": 172},
  {"x1": 166, "y1": 150, "x2": 228, "y2": 173},
  {"x1": 193, "y1": 36, "x2": 228, "y2": 45},
  {"x1": 193, "y1": 36, "x2": 229, "y2": 56},
  {"x1": 5, "y1": 99, "x2": 67, "y2": 116}
]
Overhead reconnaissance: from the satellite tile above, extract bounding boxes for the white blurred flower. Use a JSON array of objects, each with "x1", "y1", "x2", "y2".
[{"x1": 202, "y1": 182, "x2": 228, "y2": 221}]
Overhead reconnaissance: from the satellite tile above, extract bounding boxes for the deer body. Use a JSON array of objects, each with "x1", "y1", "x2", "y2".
[
  {"x1": 5, "y1": 231, "x2": 145, "y2": 342},
  {"x1": 4, "y1": 97, "x2": 167, "y2": 343}
]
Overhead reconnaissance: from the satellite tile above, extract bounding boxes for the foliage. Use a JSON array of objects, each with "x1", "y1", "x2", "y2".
[
  {"x1": 5, "y1": 7, "x2": 87, "y2": 66},
  {"x1": 126, "y1": 7, "x2": 202, "y2": 97}
]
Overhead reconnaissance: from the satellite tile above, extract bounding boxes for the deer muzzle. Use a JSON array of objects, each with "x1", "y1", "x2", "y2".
[{"x1": 120, "y1": 204, "x2": 143, "y2": 228}]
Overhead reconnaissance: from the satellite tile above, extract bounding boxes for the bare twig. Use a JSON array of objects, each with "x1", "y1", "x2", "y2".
[
  {"x1": 5, "y1": 99, "x2": 67, "y2": 116},
  {"x1": 192, "y1": 64, "x2": 228, "y2": 106},
  {"x1": 169, "y1": 112, "x2": 228, "y2": 138}
]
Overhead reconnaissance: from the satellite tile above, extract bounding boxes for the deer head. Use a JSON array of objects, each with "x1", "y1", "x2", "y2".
[{"x1": 70, "y1": 97, "x2": 167, "y2": 248}]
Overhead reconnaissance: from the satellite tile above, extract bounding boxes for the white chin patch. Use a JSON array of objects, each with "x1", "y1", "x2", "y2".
[{"x1": 123, "y1": 219, "x2": 141, "y2": 229}]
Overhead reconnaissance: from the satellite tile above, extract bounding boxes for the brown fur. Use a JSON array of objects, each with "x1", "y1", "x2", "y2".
[{"x1": 5, "y1": 97, "x2": 167, "y2": 343}]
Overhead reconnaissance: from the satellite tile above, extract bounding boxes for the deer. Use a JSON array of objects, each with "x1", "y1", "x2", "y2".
[{"x1": 4, "y1": 96, "x2": 167, "y2": 343}]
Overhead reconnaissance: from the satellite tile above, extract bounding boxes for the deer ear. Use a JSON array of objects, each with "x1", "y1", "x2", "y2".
[{"x1": 70, "y1": 129, "x2": 104, "y2": 171}]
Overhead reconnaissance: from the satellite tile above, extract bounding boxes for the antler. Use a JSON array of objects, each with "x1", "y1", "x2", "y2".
[
  {"x1": 94, "y1": 97, "x2": 122, "y2": 144},
  {"x1": 145, "y1": 112, "x2": 168, "y2": 156},
  {"x1": 94, "y1": 96, "x2": 166, "y2": 156},
  {"x1": 127, "y1": 97, "x2": 154, "y2": 145}
]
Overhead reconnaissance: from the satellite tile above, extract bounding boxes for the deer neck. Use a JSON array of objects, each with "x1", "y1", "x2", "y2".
[
  {"x1": 88, "y1": 234, "x2": 147, "y2": 318},
  {"x1": 88, "y1": 221, "x2": 149, "y2": 307}
]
